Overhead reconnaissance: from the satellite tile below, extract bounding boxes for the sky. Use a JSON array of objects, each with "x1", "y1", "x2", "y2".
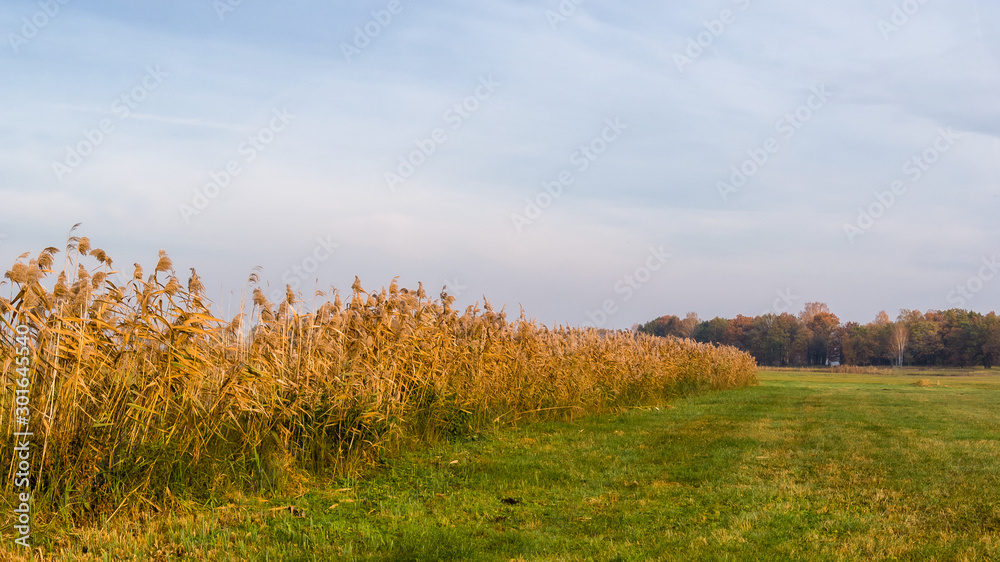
[{"x1": 1, "y1": 0, "x2": 998, "y2": 329}]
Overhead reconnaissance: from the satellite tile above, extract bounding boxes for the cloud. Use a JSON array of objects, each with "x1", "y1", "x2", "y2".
[{"x1": 2, "y1": 0, "x2": 998, "y2": 326}]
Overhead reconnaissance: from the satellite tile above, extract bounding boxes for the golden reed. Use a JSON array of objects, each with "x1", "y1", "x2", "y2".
[{"x1": 1, "y1": 231, "x2": 756, "y2": 515}]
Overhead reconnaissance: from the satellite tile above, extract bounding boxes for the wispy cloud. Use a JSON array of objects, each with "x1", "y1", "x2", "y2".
[{"x1": 1, "y1": 0, "x2": 997, "y2": 326}]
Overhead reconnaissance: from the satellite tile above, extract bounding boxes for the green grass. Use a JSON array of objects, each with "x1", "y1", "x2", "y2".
[{"x1": 13, "y1": 369, "x2": 1000, "y2": 560}]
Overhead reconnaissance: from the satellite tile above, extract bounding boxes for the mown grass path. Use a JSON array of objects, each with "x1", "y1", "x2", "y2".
[{"x1": 30, "y1": 371, "x2": 1000, "y2": 560}]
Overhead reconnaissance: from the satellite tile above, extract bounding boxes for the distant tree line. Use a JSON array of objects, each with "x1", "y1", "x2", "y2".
[{"x1": 637, "y1": 303, "x2": 1000, "y2": 368}]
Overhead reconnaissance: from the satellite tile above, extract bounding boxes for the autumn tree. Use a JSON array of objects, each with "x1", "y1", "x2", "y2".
[
  {"x1": 874, "y1": 310, "x2": 890, "y2": 325},
  {"x1": 941, "y1": 309, "x2": 978, "y2": 367},
  {"x1": 724, "y1": 315, "x2": 757, "y2": 351},
  {"x1": 980, "y1": 312, "x2": 1000, "y2": 369},
  {"x1": 907, "y1": 310, "x2": 943, "y2": 366},
  {"x1": 803, "y1": 305, "x2": 839, "y2": 365},
  {"x1": 799, "y1": 302, "x2": 831, "y2": 325},
  {"x1": 841, "y1": 322, "x2": 870, "y2": 365},
  {"x1": 766, "y1": 313, "x2": 800, "y2": 366},
  {"x1": 638, "y1": 315, "x2": 686, "y2": 338},
  {"x1": 871, "y1": 311, "x2": 894, "y2": 365}
]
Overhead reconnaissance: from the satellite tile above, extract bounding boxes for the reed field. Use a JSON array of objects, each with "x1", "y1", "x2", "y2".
[{"x1": 0, "y1": 231, "x2": 757, "y2": 526}]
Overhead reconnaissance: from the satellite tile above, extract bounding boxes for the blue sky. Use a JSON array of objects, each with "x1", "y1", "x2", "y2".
[{"x1": 1, "y1": 0, "x2": 998, "y2": 328}]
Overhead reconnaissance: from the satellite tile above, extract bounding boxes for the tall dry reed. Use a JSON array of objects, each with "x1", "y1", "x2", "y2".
[{"x1": 1, "y1": 232, "x2": 757, "y2": 517}]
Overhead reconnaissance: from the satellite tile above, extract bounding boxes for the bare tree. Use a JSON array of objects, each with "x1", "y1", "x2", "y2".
[
  {"x1": 890, "y1": 319, "x2": 908, "y2": 367},
  {"x1": 680, "y1": 312, "x2": 700, "y2": 339}
]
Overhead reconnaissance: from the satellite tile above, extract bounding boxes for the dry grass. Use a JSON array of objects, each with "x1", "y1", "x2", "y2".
[
  {"x1": 0, "y1": 231, "x2": 757, "y2": 520},
  {"x1": 830, "y1": 365, "x2": 894, "y2": 375}
]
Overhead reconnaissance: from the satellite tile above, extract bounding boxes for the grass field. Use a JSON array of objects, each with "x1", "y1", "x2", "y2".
[{"x1": 10, "y1": 368, "x2": 1000, "y2": 560}]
